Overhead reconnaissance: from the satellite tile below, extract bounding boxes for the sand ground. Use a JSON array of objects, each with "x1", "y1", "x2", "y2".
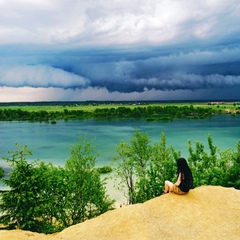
[{"x1": 0, "y1": 186, "x2": 239, "y2": 240}]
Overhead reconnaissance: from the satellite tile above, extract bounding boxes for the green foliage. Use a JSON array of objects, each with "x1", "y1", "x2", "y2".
[
  {"x1": 144, "y1": 133, "x2": 180, "y2": 199},
  {"x1": 35, "y1": 163, "x2": 68, "y2": 232},
  {"x1": 112, "y1": 140, "x2": 135, "y2": 204},
  {"x1": 112, "y1": 130, "x2": 180, "y2": 204},
  {"x1": 113, "y1": 130, "x2": 240, "y2": 206},
  {"x1": 218, "y1": 141, "x2": 240, "y2": 189},
  {"x1": 129, "y1": 129, "x2": 152, "y2": 203},
  {"x1": 188, "y1": 136, "x2": 240, "y2": 189},
  {"x1": 0, "y1": 143, "x2": 50, "y2": 232},
  {"x1": 0, "y1": 104, "x2": 219, "y2": 122},
  {"x1": 93, "y1": 105, "x2": 215, "y2": 121},
  {"x1": 1, "y1": 130, "x2": 239, "y2": 234},
  {"x1": 0, "y1": 166, "x2": 4, "y2": 178},
  {"x1": 65, "y1": 135, "x2": 114, "y2": 225},
  {"x1": 0, "y1": 138, "x2": 114, "y2": 233},
  {"x1": 133, "y1": 132, "x2": 180, "y2": 203},
  {"x1": 97, "y1": 165, "x2": 112, "y2": 174},
  {"x1": 188, "y1": 135, "x2": 218, "y2": 186}
]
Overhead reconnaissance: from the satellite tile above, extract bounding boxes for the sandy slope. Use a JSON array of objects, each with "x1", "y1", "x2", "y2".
[{"x1": 1, "y1": 186, "x2": 240, "y2": 240}]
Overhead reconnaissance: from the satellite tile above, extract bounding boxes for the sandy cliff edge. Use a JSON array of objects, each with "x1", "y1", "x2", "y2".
[{"x1": 1, "y1": 186, "x2": 240, "y2": 240}]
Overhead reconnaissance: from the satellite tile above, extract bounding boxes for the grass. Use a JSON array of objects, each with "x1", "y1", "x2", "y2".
[{"x1": 0, "y1": 101, "x2": 239, "y2": 114}]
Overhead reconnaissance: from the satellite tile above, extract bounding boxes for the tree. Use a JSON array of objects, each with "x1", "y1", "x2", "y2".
[
  {"x1": 220, "y1": 140, "x2": 240, "y2": 189},
  {"x1": 64, "y1": 135, "x2": 114, "y2": 225},
  {"x1": 131, "y1": 129, "x2": 152, "y2": 178},
  {"x1": 0, "y1": 143, "x2": 48, "y2": 232},
  {"x1": 133, "y1": 132, "x2": 180, "y2": 203},
  {"x1": 36, "y1": 162, "x2": 69, "y2": 232},
  {"x1": 112, "y1": 129, "x2": 152, "y2": 204},
  {"x1": 0, "y1": 138, "x2": 114, "y2": 233},
  {"x1": 112, "y1": 129, "x2": 179, "y2": 204},
  {"x1": 112, "y1": 140, "x2": 135, "y2": 204},
  {"x1": 186, "y1": 135, "x2": 240, "y2": 188},
  {"x1": 188, "y1": 135, "x2": 218, "y2": 187},
  {"x1": 144, "y1": 132, "x2": 180, "y2": 200}
]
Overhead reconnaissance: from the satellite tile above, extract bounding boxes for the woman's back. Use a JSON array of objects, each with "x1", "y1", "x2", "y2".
[{"x1": 177, "y1": 158, "x2": 193, "y2": 192}]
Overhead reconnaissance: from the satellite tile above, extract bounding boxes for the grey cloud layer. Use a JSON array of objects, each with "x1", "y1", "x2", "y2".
[
  {"x1": 0, "y1": 0, "x2": 240, "y2": 100},
  {"x1": 50, "y1": 43, "x2": 240, "y2": 93},
  {"x1": 1, "y1": 43, "x2": 240, "y2": 93}
]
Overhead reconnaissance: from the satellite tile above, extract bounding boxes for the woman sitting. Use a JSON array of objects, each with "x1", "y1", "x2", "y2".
[{"x1": 163, "y1": 158, "x2": 193, "y2": 195}]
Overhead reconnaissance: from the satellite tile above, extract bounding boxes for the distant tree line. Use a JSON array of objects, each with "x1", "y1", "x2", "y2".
[
  {"x1": 0, "y1": 105, "x2": 219, "y2": 122},
  {"x1": 0, "y1": 132, "x2": 239, "y2": 233},
  {"x1": 93, "y1": 105, "x2": 216, "y2": 121}
]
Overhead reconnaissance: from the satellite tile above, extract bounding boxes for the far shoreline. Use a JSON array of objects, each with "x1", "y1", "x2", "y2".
[{"x1": 0, "y1": 100, "x2": 239, "y2": 122}]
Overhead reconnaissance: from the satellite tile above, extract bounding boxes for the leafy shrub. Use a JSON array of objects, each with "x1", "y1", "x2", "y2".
[
  {"x1": 97, "y1": 165, "x2": 112, "y2": 174},
  {"x1": 0, "y1": 166, "x2": 4, "y2": 178}
]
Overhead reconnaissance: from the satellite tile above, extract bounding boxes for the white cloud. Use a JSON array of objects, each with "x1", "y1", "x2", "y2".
[
  {"x1": 0, "y1": 0, "x2": 240, "y2": 102},
  {"x1": 1, "y1": 85, "x2": 238, "y2": 103},
  {"x1": 0, "y1": 0, "x2": 239, "y2": 46},
  {"x1": 0, "y1": 65, "x2": 89, "y2": 88},
  {"x1": 0, "y1": 86, "x2": 202, "y2": 102}
]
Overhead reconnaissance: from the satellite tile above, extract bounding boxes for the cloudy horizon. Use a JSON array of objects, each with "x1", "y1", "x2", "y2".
[{"x1": 0, "y1": 0, "x2": 240, "y2": 102}]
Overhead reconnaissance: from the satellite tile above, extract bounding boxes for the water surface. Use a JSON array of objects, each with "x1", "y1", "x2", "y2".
[{"x1": 1, "y1": 114, "x2": 239, "y2": 168}]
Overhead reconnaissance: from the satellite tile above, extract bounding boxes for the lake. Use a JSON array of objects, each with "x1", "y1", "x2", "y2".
[
  {"x1": 1, "y1": 114, "x2": 240, "y2": 168},
  {"x1": 1, "y1": 114, "x2": 239, "y2": 205}
]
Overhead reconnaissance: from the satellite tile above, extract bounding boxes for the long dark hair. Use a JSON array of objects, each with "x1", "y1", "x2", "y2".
[{"x1": 177, "y1": 158, "x2": 193, "y2": 189}]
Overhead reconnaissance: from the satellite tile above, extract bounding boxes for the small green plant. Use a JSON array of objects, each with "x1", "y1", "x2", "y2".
[
  {"x1": 0, "y1": 166, "x2": 4, "y2": 178},
  {"x1": 97, "y1": 165, "x2": 112, "y2": 174}
]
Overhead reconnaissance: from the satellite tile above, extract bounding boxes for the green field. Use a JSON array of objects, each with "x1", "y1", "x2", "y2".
[
  {"x1": 0, "y1": 101, "x2": 238, "y2": 113},
  {"x1": 0, "y1": 101, "x2": 239, "y2": 123}
]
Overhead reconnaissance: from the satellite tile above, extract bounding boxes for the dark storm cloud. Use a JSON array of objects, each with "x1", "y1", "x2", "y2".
[
  {"x1": 1, "y1": 41, "x2": 240, "y2": 93},
  {"x1": 40, "y1": 41, "x2": 240, "y2": 93},
  {"x1": 0, "y1": 0, "x2": 240, "y2": 101}
]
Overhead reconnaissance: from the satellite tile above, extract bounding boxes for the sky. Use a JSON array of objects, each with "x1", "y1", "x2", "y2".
[{"x1": 0, "y1": 0, "x2": 240, "y2": 102}]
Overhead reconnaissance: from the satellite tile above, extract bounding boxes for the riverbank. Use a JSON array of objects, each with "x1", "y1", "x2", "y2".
[{"x1": 0, "y1": 101, "x2": 239, "y2": 122}]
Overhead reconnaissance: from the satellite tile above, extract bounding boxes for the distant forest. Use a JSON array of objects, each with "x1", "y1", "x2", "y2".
[
  {"x1": 0, "y1": 101, "x2": 239, "y2": 122},
  {"x1": 0, "y1": 99, "x2": 240, "y2": 107}
]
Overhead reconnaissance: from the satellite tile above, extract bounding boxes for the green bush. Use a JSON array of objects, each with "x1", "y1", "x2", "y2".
[
  {"x1": 1, "y1": 132, "x2": 239, "y2": 233},
  {"x1": 0, "y1": 139, "x2": 115, "y2": 233},
  {"x1": 0, "y1": 166, "x2": 4, "y2": 178},
  {"x1": 97, "y1": 166, "x2": 112, "y2": 174}
]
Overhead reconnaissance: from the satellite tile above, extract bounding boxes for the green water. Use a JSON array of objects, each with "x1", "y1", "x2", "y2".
[{"x1": 1, "y1": 114, "x2": 240, "y2": 169}]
